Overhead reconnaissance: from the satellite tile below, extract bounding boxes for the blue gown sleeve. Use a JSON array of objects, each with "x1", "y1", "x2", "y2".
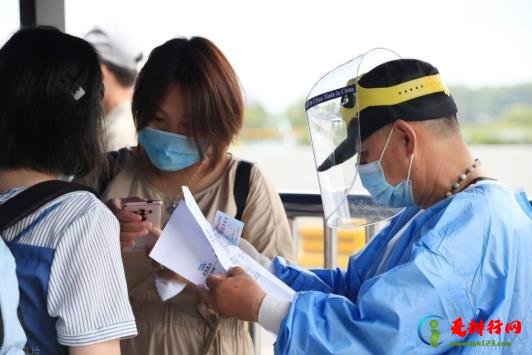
[
  {"x1": 274, "y1": 249, "x2": 475, "y2": 355},
  {"x1": 271, "y1": 208, "x2": 416, "y2": 298},
  {"x1": 272, "y1": 257, "x2": 355, "y2": 296}
]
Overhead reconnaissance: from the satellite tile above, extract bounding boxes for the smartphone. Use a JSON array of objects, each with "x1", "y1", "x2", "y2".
[{"x1": 122, "y1": 197, "x2": 163, "y2": 252}]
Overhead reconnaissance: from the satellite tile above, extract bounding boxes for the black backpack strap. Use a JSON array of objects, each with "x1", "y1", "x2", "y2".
[
  {"x1": 0, "y1": 180, "x2": 97, "y2": 232},
  {"x1": 98, "y1": 148, "x2": 134, "y2": 194},
  {"x1": 233, "y1": 160, "x2": 253, "y2": 221}
]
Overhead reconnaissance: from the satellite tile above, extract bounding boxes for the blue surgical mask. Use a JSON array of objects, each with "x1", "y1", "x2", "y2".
[
  {"x1": 138, "y1": 127, "x2": 203, "y2": 172},
  {"x1": 358, "y1": 128, "x2": 416, "y2": 207}
]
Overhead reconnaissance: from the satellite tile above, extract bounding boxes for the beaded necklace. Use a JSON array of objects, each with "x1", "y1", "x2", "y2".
[{"x1": 445, "y1": 158, "x2": 482, "y2": 197}]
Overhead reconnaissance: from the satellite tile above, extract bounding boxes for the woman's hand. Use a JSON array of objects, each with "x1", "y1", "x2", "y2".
[{"x1": 106, "y1": 198, "x2": 154, "y2": 250}]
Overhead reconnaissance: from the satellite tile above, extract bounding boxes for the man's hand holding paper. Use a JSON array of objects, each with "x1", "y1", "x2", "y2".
[{"x1": 149, "y1": 187, "x2": 294, "y2": 303}]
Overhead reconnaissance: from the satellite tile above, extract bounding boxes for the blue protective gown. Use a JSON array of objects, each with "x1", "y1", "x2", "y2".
[{"x1": 272, "y1": 182, "x2": 532, "y2": 354}]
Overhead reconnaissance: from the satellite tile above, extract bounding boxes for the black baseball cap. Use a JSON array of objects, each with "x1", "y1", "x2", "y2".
[{"x1": 317, "y1": 58, "x2": 457, "y2": 172}]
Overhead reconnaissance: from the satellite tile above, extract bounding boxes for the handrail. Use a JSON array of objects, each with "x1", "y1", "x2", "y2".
[
  {"x1": 278, "y1": 191, "x2": 398, "y2": 268},
  {"x1": 278, "y1": 192, "x2": 323, "y2": 218},
  {"x1": 279, "y1": 191, "x2": 532, "y2": 269},
  {"x1": 279, "y1": 191, "x2": 400, "y2": 221}
]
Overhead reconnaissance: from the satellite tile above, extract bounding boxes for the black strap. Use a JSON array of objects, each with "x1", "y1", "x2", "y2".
[
  {"x1": 460, "y1": 177, "x2": 497, "y2": 193},
  {"x1": 233, "y1": 161, "x2": 253, "y2": 221},
  {"x1": 0, "y1": 180, "x2": 97, "y2": 232},
  {"x1": 98, "y1": 148, "x2": 134, "y2": 193}
]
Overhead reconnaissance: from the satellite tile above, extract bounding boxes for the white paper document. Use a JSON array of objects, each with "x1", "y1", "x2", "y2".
[
  {"x1": 155, "y1": 277, "x2": 187, "y2": 301},
  {"x1": 149, "y1": 187, "x2": 295, "y2": 301}
]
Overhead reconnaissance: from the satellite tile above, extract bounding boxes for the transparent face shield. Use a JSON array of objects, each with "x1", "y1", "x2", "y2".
[{"x1": 305, "y1": 48, "x2": 403, "y2": 229}]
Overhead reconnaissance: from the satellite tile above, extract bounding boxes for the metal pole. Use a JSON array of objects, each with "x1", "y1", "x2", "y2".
[
  {"x1": 364, "y1": 224, "x2": 377, "y2": 244},
  {"x1": 19, "y1": 0, "x2": 36, "y2": 27},
  {"x1": 323, "y1": 221, "x2": 337, "y2": 268},
  {"x1": 20, "y1": 0, "x2": 65, "y2": 31}
]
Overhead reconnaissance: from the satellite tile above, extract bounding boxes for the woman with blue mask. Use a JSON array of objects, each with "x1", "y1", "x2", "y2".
[
  {"x1": 136, "y1": 127, "x2": 205, "y2": 172},
  {"x1": 76, "y1": 37, "x2": 296, "y2": 355}
]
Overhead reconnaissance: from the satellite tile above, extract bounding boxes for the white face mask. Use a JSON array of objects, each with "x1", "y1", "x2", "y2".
[{"x1": 358, "y1": 127, "x2": 416, "y2": 207}]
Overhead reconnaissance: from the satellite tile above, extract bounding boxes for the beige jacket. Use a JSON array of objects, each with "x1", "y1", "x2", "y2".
[{"x1": 100, "y1": 154, "x2": 295, "y2": 355}]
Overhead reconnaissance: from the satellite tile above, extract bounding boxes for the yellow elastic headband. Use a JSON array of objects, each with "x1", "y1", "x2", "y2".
[{"x1": 341, "y1": 74, "x2": 451, "y2": 122}]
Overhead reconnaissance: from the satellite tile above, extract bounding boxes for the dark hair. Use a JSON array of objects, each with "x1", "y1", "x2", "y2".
[
  {"x1": 102, "y1": 60, "x2": 137, "y2": 87},
  {"x1": 132, "y1": 37, "x2": 244, "y2": 170},
  {"x1": 0, "y1": 27, "x2": 104, "y2": 176},
  {"x1": 422, "y1": 113, "x2": 460, "y2": 136}
]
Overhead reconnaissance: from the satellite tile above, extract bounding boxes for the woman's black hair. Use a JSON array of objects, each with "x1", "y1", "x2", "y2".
[{"x1": 0, "y1": 26, "x2": 104, "y2": 176}]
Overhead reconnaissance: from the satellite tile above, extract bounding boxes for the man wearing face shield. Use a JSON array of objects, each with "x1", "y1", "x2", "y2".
[{"x1": 198, "y1": 55, "x2": 532, "y2": 354}]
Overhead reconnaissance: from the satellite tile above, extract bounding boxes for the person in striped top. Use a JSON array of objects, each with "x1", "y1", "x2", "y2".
[{"x1": 0, "y1": 27, "x2": 137, "y2": 355}]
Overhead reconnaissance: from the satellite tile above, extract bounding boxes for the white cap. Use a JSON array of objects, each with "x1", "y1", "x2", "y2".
[{"x1": 84, "y1": 24, "x2": 142, "y2": 71}]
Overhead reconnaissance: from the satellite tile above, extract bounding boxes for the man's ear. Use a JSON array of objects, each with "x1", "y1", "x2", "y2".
[{"x1": 394, "y1": 119, "x2": 416, "y2": 155}]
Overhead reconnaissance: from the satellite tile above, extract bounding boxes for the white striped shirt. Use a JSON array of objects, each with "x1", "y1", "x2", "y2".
[{"x1": 0, "y1": 188, "x2": 137, "y2": 346}]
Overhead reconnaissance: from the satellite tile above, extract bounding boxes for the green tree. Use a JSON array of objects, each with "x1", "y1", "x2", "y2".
[
  {"x1": 239, "y1": 101, "x2": 282, "y2": 142},
  {"x1": 498, "y1": 104, "x2": 532, "y2": 125},
  {"x1": 284, "y1": 96, "x2": 311, "y2": 144},
  {"x1": 284, "y1": 97, "x2": 307, "y2": 129},
  {"x1": 462, "y1": 104, "x2": 532, "y2": 144},
  {"x1": 450, "y1": 84, "x2": 532, "y2": 123},
  {"x1": 243, "y1": 101, "x2": 273, "y2": 128}
]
